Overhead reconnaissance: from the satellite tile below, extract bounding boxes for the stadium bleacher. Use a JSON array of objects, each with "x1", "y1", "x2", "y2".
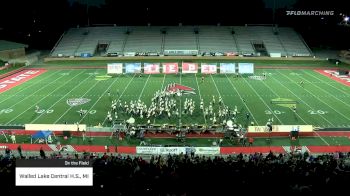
[
  {"x1": 232, "y1": 26, "x2": 256, "y2": 55},
  {"x1": 123, "y1": 26, "x2": 163, "y2": 54},
  {"x1": 248, "y1": 26, "x2": 287, "y2": 56},
  {"x1": 163, "y1": 26, "x2": 198, "y2": 51},
  {"x1": 198, "y1": 26, "x2": 238, "y2": 54},
  {"x1": 51, "y1": 28, "x2": 87, "y2": 57},
  {"x1": 50, "y1": 26, "x2": 312, "y2": 57},
  {"x1": 105, "y1": 27, "x2": 128, "y2": 55},
  {"x1": 278, "y1": 27, "x2": 313, "y2": 57}
]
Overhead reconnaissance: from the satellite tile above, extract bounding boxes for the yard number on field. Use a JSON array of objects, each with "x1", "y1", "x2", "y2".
[
  {"x1": 76, "y1": 110, "x2": 96, "y2": 115},
  {"x1": 308, "y1": 110, "x2": 327, "y2": 115},
  {"x1": 35, "y1": 109, "x2": 54, "y2": 114},
  {"x1": 0, "y1": 109, "x2": 13, "y2": 114},
  {"x1": 265, "y1": 110, "x2": 284, "y2": 115}
]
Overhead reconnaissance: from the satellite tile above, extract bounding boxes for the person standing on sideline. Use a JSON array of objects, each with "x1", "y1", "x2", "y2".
[
  {"x1": 248, "y1": 137, "x2": 254, "y2": 146},
  {"x1": 82, "y1": 129, "x2": 86, "y2": 141},
  {"x1": 242, "y1": 137, "x2": 247, "y2": 147},
  {"x1": 10, "y1": 134, "x2": 16, "y2": 144}
]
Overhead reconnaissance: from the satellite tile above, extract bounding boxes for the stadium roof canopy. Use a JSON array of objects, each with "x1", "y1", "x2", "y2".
[{"x1": 0, "y1": 40, "x2": 28, "y2": 51}]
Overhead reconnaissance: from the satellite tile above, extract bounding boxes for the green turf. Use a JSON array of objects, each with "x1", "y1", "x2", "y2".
[
  {"x1": 33, "y1": 59, "x2": 348, "y2": 68},
  {"x1": 2, "y1": 134, "x2": 349, "y2": 147},
  {"x1": 1, "y1": 69, "x2": 350, "y2": 130},
  {"x1": 1, "y1": 68, "x2": 350, "y2": 129}
]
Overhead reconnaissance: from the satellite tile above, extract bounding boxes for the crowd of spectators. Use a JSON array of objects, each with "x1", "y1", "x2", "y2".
[{"x1": 1, "y1": 148, "x2": 350, "y2": 194}]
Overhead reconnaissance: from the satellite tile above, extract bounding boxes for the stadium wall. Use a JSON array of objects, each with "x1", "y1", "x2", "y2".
[
  {"x1": 0, "y1": 48, "x2": 25, "y2": 59},
  {"x1": 44, "y1": 56, "x2": 320, "y2": 62}
]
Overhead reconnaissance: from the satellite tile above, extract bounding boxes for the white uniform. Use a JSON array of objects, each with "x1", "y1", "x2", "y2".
[{"x1": 11, "y1": 135, "x2": 16, "y2": 144}]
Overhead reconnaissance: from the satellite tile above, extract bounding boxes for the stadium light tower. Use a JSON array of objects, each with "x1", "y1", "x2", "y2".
[
  {"x1": 272, "y1": 0, "x2": 276, "y2": 24},
  {"x1": 339, "y1": 15, "x2": 349, "y2": 26},
  {"x1": 345, "y1": 16, "x2": 349, "y2": 23},
  {"x1": 146, "y1": 7, "x2": 150, "y2": 26},
  {"x1": 86, "y1": 1, "x2": 90, "y2": 26}
]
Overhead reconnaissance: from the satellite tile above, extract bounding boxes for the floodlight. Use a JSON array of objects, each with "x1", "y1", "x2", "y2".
[{"x1": 344, "y1": 16, "x2": 349, "y2": 22}]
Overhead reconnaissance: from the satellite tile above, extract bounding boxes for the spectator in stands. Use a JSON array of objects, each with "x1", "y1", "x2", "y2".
[
  {"x1": 1, "y1": 149, "x2": 350, "y2": 193},
  {"x1": 4, "y1": 147, "x2": 11, "y2": 159},
  {"x1": 17, "y1": 145, "x2": 23, "y2": 158},
  {"x1": 39, "y1": 147, "x2": 46, "y2": 159}
]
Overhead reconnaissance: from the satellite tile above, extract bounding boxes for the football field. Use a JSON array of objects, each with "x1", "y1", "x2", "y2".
[{"x1": 1, "y1": 68, "x2": 350, "y2": 128}]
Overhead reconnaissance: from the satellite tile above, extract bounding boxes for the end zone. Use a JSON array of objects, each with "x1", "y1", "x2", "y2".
[
  {"x1": 0, "y1": 69, "x2": 47, "y2": 93},
  {"x1": 315, "y1": 69, "x2": 350, "y2": 87}
]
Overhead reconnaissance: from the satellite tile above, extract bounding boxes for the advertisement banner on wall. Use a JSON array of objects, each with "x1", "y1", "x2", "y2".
[
  {"x1": 194, "y1": 147, "x2": 220, "y2": 155},
  {"x1": 182, "y1": 62, "x2": 198, "y2": 73},
  {"x1": 136, "y1": 146, "x2": 159, "y2": 154},
  {"x1": 136, "y1": 147, "x2": 187, "y2": 155},
  {"x1": 144, "y1": 63, "x2": 160, "y2": 74},
  {"x1": 107, "y1": 63, "x2": 123, "y2": 74},
  {"x1": 220, "y1": 63, "x2": 236, "y2": 73},
  {"x1": 248, "y1": 125, "x2": 313, "y2": 133},
  {"x1": 125, "y1": 63, "x2": 141, "y2": 73},
  {"x1": 238, "y1": 63, "x2": 254, "y2": 74},
  {"x1": 163, "y1": 63, "x2": 179, "y2": 74},
  {"x1": 158, "y1": 147, "x2": 186, "y2": 155},
  {"x1": 201, "y1": 63, "x2": 217, "y2": 74}
]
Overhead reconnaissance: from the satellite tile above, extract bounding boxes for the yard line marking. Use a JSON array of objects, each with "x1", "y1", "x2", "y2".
[
  {"x1": 54, "y1": 80, "x2": 102, "y2": 124},
  {"x1": 278, "y1": 70, "x2": 350, "y2": 122},
  {"x1": 260, "y1": 74, "x2": 310, "y2": 124},
  {"x1": 102, "y1": 75, "x2": 136, "y2": 125},
  {"x1": 78, "y1": 74, "x2": 126, "y2": 124},
  {"x1": 195, "y1": 74, "x2": 207, "y2": 125},
  {"x1": 3, "y1": 71, "x2": 73, "y2": 110},
  {"x1": 30, "y1": 71, "x2": 95, "y2": 123},
  {"x1": 303, "y1": 70, "x2": 350, "y2": 106},
  {"x1": 241, "y1": 75, "x2": 283, "y2": 124},
  {"x1": 0, "y1": 72, "x2": 64, "y2": 107},
  {"x1": 306, "y1": 70, "x2": 350, "y2": 96},
  {"x1": 225, "y1": 74, "x2": 258, "y2": 125},
  {"x1": 267, "y1": 71, "x2": 334, "y2": 126},
  {"x1": 160, "y1": 74, "x2": 166, "y2": 90},
  {"x1": 315, "y1": 131, "x2": 330, "y2": 146},
  {"x1": 6, "y1": 70, "x2": 82, "y2": 125},
  {"x1": 0, "y1": 70, "x2": 60, "y2": 104},
  {"x1": 179, "y1": 73, "x2": 182, "y2": 125},
  {"x1": 210, "y1": 74, "x2": 226, "y2": 105},
  {"x1": 138, "y1": 75, "x2": 151, "y2": 100}
]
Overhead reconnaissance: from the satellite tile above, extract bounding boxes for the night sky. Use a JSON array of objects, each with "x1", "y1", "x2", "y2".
[
  {"x1": 0, "y1": 0, "x2": 349, "y2": 50},
  {"x1": 68, "y1": 0, "x2": 298, "y2": 8}
]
